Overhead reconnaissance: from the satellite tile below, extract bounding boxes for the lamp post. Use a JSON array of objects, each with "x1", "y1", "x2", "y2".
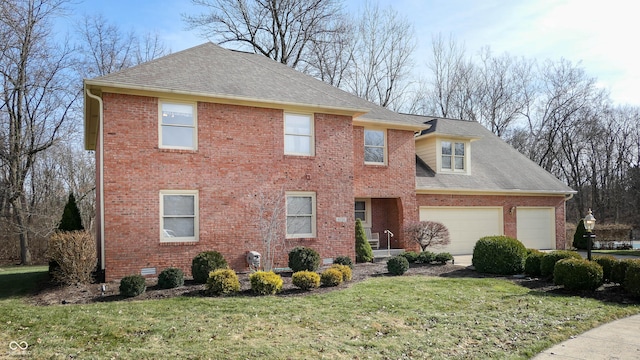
[{"x1": 583, "y1": 209, "x2": 596, "y2": 261}]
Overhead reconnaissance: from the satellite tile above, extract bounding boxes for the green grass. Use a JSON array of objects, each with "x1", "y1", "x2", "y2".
[
  {"x1": 0, "y1": 265, "x2": 48, "y2": 298},
  {"x1": 593, "y1": 250, "x2": 640, "y2": 257},
  {"x1": 1, "y1": 267, "x2": 639, "y2": 359}
]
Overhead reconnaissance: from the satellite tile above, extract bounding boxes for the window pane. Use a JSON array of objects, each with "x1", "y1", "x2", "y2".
[
  {"x1": 364, "y1": 130, "x2": 384, "y2": 146},
  {"x1": 287, "y1": 196, "x2": 312, "y2": 215},
  {"x1": 355, "y1": 212, "x2": 365, "y2": 221},
  {"x1": 162, "y1": 126, "x2": 194, "y2": 148},
  {"x1": 164, "y1": 195, "x2": 195, "y2": 215},
  {"x1": 455, "y1": 142, "x2": 465, "y2": 156},
  {"x1": 442, "y1": 155, "x2": 451, "y2": 169},
  {"x1": 162, "y1": 103, "x2": 193, "y2": 126},
  {"x1": 355, "y1": 201, "x2": 365, "y2": 211},
  {"x1": 454, "y1": 156, "x2": 464, "y2": 170},
  {"x1": 287, "y1": 216, "x2": 312, "y2": 234},
  {"x1": 163, "y1": 217, "x2": 194, "y2": 237},
  {"x1": 285, "y1": 114, "x2": 311, "y2": 135},
  {"x1": 365, "y1": 147, "x2": 384, "y2": 163},
  {"x1": 442, "y1": 141, "x2": 452, "y2": 155},
  {"x1": 285, "y1": 134, "x2": 311, "y2": 154}
]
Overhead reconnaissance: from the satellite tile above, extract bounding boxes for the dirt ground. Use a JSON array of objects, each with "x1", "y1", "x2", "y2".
[{"x1": 30, "y1": 261, "x2": 639, "y2": 306}]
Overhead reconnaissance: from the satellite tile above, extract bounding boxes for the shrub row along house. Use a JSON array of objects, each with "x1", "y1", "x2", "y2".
[{"x1": 83, "y1": 43, "x2": 575, "y2": 281}]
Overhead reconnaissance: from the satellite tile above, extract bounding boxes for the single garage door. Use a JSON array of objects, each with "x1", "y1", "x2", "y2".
[
  {"x1": 516, "y1": 207, "x2": 555, "y2": 249},
  {"x1": 419, "y1": 207, "x2": 503, "y2": 254}
]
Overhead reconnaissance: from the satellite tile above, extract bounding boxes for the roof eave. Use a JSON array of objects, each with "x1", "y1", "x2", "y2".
[
  {"x1": 415, "y1": 187, "x2": 577, "y2": 197},
  {"x1": 353, "y1": 117, "x2": 428, "y2": 131}
]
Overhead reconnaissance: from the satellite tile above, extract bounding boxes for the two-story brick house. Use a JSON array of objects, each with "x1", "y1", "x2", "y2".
[{"x1": 84, "y1": 43, "x2": 574, "y2": 281}]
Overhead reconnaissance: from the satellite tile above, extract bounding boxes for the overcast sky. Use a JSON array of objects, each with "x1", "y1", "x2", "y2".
[{"x1": 62, "y1": 0, "x2": 639, "y2": 106}]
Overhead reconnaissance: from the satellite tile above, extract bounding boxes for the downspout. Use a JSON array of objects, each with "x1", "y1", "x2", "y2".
[{"x1": 85, "y1": 89, "x2": 105, "y2": 270}]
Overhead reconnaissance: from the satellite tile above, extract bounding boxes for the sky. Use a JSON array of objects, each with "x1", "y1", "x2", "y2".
[{"x1": 61, "y1": 0, "x2": 639, "y2": 106}]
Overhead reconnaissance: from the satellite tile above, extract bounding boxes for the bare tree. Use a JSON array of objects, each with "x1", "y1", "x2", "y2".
[
  {"x1": 404, "y1": 221, "x2": 450, "y2": 252},
  {"x1": 252, "y1": 186, "x2": 286, "y2": 271}
]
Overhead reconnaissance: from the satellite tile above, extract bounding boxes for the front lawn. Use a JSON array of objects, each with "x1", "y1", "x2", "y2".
[{"x1": 1, "y1": 267, "x2": 639, "y2": 359}]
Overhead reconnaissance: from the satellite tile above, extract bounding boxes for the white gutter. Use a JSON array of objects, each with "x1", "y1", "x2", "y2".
[{"x1": 85, "y1": 89, "x2": 105, "y2": 270}]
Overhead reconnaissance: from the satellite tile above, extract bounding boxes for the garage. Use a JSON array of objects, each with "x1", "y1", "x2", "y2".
[
  {"x1": 516, "y1": 207, "x2": 555, "y2": 249},
  {"x1": 419, "y1": 207, "x2": 503, "y2": 254}
]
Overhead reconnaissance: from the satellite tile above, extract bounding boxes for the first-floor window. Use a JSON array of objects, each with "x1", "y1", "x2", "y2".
[
  {"x1": 160, "y1": 190, "x2": 198, "y2": 242},
  {"x1": 286, "y1": 192, "x2": 316, "y2": 238}
]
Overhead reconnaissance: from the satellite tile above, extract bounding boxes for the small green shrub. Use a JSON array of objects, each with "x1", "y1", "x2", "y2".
[
  {"x1": 553, "y1": 258, "x2": 603, "y2": 291},
  {"x1": 611, "y1": 259, "x2": 638, "y2": 285},
  {"x1": 333, "y1": 256, "x2": 354, "y2": 269},
  {"x1": 320, "y1": 268, "x2": 343, "y2": 287},
  {"x1": 593, "y1": 255, "x2": 617, "y2": 282},
  {"x1": 249, "y1": 271, "x2": 283, "y2": 295},
  {"x1": 572, "y1": 220, "x2": 587, "y2": 250},
  {"x1": 288, "y1": 246, "x2": 321, "y2": 272},
  {"x1": 400, "y1": 251, "x2": 419, "y2": 263},
  {"x1": 355, "y1": 218, "x2": 373, "y2": 263},
  {"x1": 472, "y1": 236, "x2": 527, "y2": 275},
  {"x1": 292, "y1": 271, "x2": 321, "y2": 290},
  {"x1": 157, "y1": 267, "x2": 185, "y2": 289},
  {"x1": 191, "y1": 251, "x2": 228, "y2": 284},
  {"x1": 416, "y1": 251, "x2": 435, "y2": 264},
  {"x1": 330, "y1": 264, "x2": 352, "y2": 282},
  {"x1": 434, "y1": 252, "x2": 453, "y2": 265},
  {"x1": 624, "y1": 260, "x2": 640, "y2": 297},
  {"x1": 119, "y1": 274, "x2": 146, "y2": 297},
  {"x1": 387, "y1": 256, "x2": 410, "y2": 275},
  {"x1": 524, "y1": 250, "x2": 544, "y2": 276},
  {"x1": 206, "y1": 269, "x2": 240, "y2": 296},
  {"x1": 540, "y1": 250, "x2": 581, "y2": 277}
]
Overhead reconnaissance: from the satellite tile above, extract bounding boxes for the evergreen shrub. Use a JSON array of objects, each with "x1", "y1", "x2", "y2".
[
  {"x1": 206, "y1": 269, "x2": 240, "y2": 296},
  {"x1": 120, "y1": 275, "x2": 146, "y2": 297},
  {"x1": 387, "y1": 255, "x2": 410, "y2": 275},
  {"x1": 553, "y1": 258, "x2": 603, "y2": 291},
  {"x1": 157, "y1": 267, "x2": 184, "y2": 289},
  {"x1": 288, "y1": 246, "x2": 321, "y2": 272},
  {"x1": 191, "y1": 251, "x2": 228, "y2": 284},
  {"x1": 249, "y1": 271, "x2": 283, "y2": 295},
  {"x1": 472, "y1": 236, "x2": 527, "y2": 275},
  {"x1": 292, "y1": 271, "x2": 321, "y2": 290}
]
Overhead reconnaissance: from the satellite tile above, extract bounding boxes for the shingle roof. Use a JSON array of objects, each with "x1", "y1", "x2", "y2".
[
  {"x1": 410, "y1": 115, "x2": 575, "y2": 195},
  {"x1": 86, "y1": 42, "x2": 421, "y2": 128}
]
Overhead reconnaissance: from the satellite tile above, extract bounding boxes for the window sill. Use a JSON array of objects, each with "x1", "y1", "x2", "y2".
[
  {"x1": 158, "y1": 147, "x2": 198, "y2": 154},
  {"x1": 160, "y1": 240, "x2": 199, "y2": 245},
  {"x1": 364, "y1": 162, "x2": 387, "y2": 167}
]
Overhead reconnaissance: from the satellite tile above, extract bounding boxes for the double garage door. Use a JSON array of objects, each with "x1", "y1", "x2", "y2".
[{"x1": 419, "y1": 207, "x2": 555, "y2": 254}]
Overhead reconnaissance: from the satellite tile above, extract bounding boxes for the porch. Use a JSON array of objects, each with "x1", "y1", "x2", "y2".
[{"x1": 356, "y1": 197, "x2": 408, "y2": 252}]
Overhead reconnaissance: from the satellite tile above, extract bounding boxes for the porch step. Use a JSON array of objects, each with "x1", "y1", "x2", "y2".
[{"x1": 372, "y1": 249, "x2": 405, "y2": 260}]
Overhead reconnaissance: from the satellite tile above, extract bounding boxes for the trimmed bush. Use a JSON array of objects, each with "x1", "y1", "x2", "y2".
[
  {"x1": 157, "y1": 267, "x2": 185, "y2": 289},
  {"x1": 48, "y1": 230, "x2": 97, "y2": 285},
  {"x1": 540, "y1": 250, "x2": 581, "y2": 277},
  {"x1": 624, "y1": 260, "x2": 640, "y2": 297},
  {"x1": 416, "y1": 251, "x2": 436, "y2": 264},
  {"x1": 572, "y1": 220, "x2": 587, "y2": 250},
  {"x1": 400, "y1": 251, "x2": 419, "y2": 263},
  {"x1": 387, "y1": 256, "x2": 410, "y2": 275},
  {"x1": 524, "y1": 250, "x2": 544, "y2": 276},
  {"x1": 119, "y1": 274, "x2": 146, "y2": 297},
  {"x1": 553, "y1": 258, "x2": 603, "y2": 291},
  {"x1": 593, "y1": 255, "x2": 617, "y2": 282},
  {"x1": 191, "y1": 251, "x2": 228, "y2": 284},
  {"x1": 288, "y1": 246, "x2": 321, "y2": 272},
  {"x1": 611, "y1": 259, "x2": 638, "y2": 285},
  {"x1": 333, "y1": 255, "x2": 354, "y2": 269},
  {"x1": 249, "y1": 271, "x2": 283, "y2": 295},
  {"x1": 292, "y1": 271, "x2": 321, "y2": 290},
  {"x1": 472, "y1": 236, "x2": 527, "y2": 275},
  {"x1": 206, "y1": 269, "x2": 240, "y2": 296},
  {"x1": 330, "y1": 264, "x2": 352, "y2": 282},
  {"x1": 320, "y1": 268, "x2": 343, "y2": 287},
  {"x1": 355, "y1": 218, "x2": 373, "y2": 263},
  {"x1": 434, "y1": 252, "x2": 453, "y2": 265}
]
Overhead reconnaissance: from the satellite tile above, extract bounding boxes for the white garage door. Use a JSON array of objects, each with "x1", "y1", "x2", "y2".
[
  {"x1": 516, "y1": 207, "x2": 555, "y2": 249},
  {"x1": 419, "y1": 207, "x2": 503, "y2": 255}
]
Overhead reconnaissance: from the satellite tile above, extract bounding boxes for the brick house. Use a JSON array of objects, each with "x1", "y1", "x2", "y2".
[{"x1": 83, "y1": 43, "x2": 574, "y2": 281}]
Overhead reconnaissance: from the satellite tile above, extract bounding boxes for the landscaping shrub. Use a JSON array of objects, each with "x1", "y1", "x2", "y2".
[
  {"x1": 472, "y1": 236, "x2": 527, "y2": 275},
  {"x1": 333, "y1": 255, "x2": 354, "y2": 269},
  {"x1": 553, "y1": 258, "x2": 603, "y2": 291},
  {"x1": 434, "y1": 252, "x2": 453, "y2": 265},
  {"x1": 540, "y1": 250, "x2": 581, "y2": 277},
  {"x1": 119, "y1": 274, "x2": 146, "y2": 297},
  {"x1": 593, "y1": 255, "x2": 617, "y2": 282},
  {"x1": 572, "y1": 219, "x2": 587, "y2": 250},
  {"x1": 330, "y1": 264, "x2": 352, "y2": 282},
  {"x1": 355, "y1": 218, "x2": 373, "y2": 263},
  {"x1": 288, "y1": 246, "x2": 321, "y2": 272},
  {"x1": 611, "y1": 259, "x2": 638, "y2": 285},
  {"x1": 320, "y1": 268, "x2": 343, "y2": 287},
  {"x1": 416, "y1": 251, "x2": 435, "y2": 264},
  {"x1": 249, "y1": 271, "x2": 283, "y2": 295},
  {"x1": 206, "y1": 269, "x2": 240, "y2": 296},
  {"x1": 400, "y1": 251, "x2": 419, "y2": 263},
  {"x1": 157, "y1": 267, "x2": 185, "y2": 289},
  {"x1": 624, "y1": 260, "x2": 640, "y2": 297},
  {"x1": 387, "y1": 255, "x2": 410, "y2": 275},
  {"x1": 48, "y1": 230, "x2": 97, "y2": 285},
  {"x1": 191, "y1": 251, "x2": 228, "y2": 284},
  {"x1": 292, "y1": 271, "x2": 321, "y2": 290},
  {"x1": 524, "y1": 249, "x2": 544, "y2": 276}
]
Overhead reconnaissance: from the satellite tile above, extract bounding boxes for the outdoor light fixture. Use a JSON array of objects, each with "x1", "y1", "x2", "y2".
[{"x1": 583, "y1": 209, "x2": 596, "y2": 260}]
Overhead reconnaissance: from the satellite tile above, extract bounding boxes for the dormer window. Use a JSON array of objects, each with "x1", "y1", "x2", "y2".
[{"x1": 438, "y1": 139, "x2": 469, "y2": 173}]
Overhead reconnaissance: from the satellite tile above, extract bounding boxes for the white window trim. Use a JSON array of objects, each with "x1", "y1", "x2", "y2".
[
  {"x1": 160, "y1": 190, "x2": 199, "y2": 243},
  {"x1": 364, "y1": 128, "x2": 387, "y2": 165},
  {"x1": 437, "y1": 139, "x2": 470, "y2": 174},
  {"x1": 286, "y1": 191, "x2": 317, "y2": 238},
  {"x1": 158, "y1": 100, "x2": 198, "y2": 150},
  {"x1": 355, "y1": 198, "x2": 372, "y2": 228},
  {"x1": 284, "y1": 112, "x2": 315, "y2": 156}
]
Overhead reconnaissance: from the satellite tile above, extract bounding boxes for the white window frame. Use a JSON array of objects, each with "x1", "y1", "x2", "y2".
[
  {"x1": 284, "y1": 112, "x2": 314, "y2": 156},
  {"x1": 364, "y1": 128, "x2": 387, "y2": 165},
  {"x1": 438, "y1": 139, "x2": 469, "y2": 174},
  {"x1": 286, "y1": 191, "x2": 316, "y2": 238},
  {"x1": 160, "y1": 190, "x2": 199, "y2": 243},
  {"x1": 354, "y1": 198, "x2": 372, "y2": 228},
  {"x1": 159, "y1": 100, "x2": 197, "y2": 150}
]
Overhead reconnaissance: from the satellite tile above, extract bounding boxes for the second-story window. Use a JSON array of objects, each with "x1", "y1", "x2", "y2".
[
  {"x1": 364, "y1": 129, "x2": 385, "y2": 164},
  {"x1": 160, "y1": 101, "x2": 197, "y2": 150},
  {"x1": 284, "y1": 113, "x2": 314, "y2": 156},
  {"x1": 441, "y1": 141, "x2": 465, "y2": 170}
]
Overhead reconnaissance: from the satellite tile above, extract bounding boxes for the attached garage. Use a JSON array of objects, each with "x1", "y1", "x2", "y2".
[
  {"x1": 419, "y1": 207, "x2": 503, "y2": 254},
  {"x1": 516, "y1": 207, "x2": 555, "y2": 249}
]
